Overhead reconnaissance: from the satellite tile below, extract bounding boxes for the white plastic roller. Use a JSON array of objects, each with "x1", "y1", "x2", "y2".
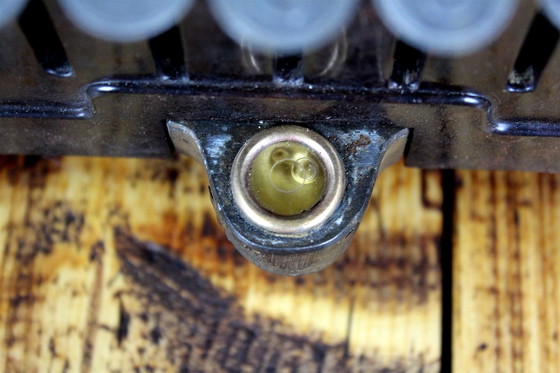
[
  {"x1": 0, "y1": 0, "x2": 28, "y2": 29},
  {"x1": 374, "y1": 0, "x2": 519, "y2": 56},
  {"x1": 541, "y1": 0, "x2": 560, "y2": 29},
  {"x1": 58, "y1": 0, "x2": 194, "y2": 42},
  {"x1": 208, "y1": 0, "x2": 360, "y2": 54}
]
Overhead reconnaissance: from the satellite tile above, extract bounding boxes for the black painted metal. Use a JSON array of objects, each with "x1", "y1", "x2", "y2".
[{"x1": 0, "y1": 0, "x2": 558, "y2": 171}]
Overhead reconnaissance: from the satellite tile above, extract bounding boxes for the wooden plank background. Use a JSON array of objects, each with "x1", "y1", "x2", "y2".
[
  {"x1": 0, "y1": 155, "x2": 557, "y2": 372},
  {"x1": 454, "y1": 170, "x2": 560, "y2": 373}
]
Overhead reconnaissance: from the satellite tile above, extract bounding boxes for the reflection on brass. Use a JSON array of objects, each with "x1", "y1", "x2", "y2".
[
  {"x1": 250, "y1": 141, "x2": 327, "y2": 216},
  {"x1": 231, "y1": 125, "x2": 345, "y2": 234}
]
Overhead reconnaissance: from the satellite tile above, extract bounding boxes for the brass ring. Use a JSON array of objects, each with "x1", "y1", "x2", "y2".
[{"x1": 231, "y1": 125, "x2": 345, "y2": 234}]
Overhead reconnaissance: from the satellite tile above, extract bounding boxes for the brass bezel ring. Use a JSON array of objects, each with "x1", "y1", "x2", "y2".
[{"x1": 231, "y1": 125, "x2": 345, "y2": 234}]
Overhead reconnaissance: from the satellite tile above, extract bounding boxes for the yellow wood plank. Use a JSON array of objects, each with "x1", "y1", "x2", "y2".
[
  {"x1": 0, "y1": 156, "x2": 442, "y2": 372},
  {"x1": 454, "y1": 170, "x2": 560, "y2": 373}
]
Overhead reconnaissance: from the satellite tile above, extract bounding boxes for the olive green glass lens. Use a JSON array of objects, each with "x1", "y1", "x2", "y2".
[{"x1": 249, "y1": 141, "x2": 327, "y2": 216}]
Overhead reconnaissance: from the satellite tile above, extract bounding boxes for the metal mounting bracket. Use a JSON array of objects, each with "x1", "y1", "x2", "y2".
[{"x1": 168, "y1": 120, "x2": 408, "y2": 275}]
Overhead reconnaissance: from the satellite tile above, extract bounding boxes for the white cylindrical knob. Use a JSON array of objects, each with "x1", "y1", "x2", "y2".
[
  {"x1": 541, "y1": 0, "x2": 560, "y2": 29},
  {"x1": 374, "y1": 0, "x2": 519, "y2": 56},
  {"x1": 58, "y1": 0, "x2": 194, "y2": 42},
  {"x1": 208, "y1": 0, "x2": 359, "y2": 54},
  {"x1": 0, "y1": 0, "x2": 28, "y2": 28}
]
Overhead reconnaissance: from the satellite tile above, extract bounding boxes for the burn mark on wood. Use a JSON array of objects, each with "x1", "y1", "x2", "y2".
[
  {"x1": 331, "y1": 232, "x2": 439, "y2": 305},
  {"x1": 82, "y1": 239, "x2": 105, "y2": 373},
  {"x1": 0, "y1": 157, "x2": 441, "y2": 372},
  {"x1": 114, "y1": 230, "x2": 430, "y2": 372},
  {"x1": 62, "y1": 359, "x2": 70, "y2": 373},
  {"x1": 25, "y1": 156, "x2": 61, "y2": 188},
  {"x1": 15, "y1": 201, "x2": 85, "y2": 263},
  {"x1": 142, "y1": 160, "x2": 185, "y2": 185},
  {"x1": 202, "y1": 212, "x2": 218, "y2": 237},
  {"x1": 9, "y1": 294, "x2": 36, "y2": 308},
  {"x1": 48, "y1": 337, "x2": 57, "y2": 357},
  {"x1": 150, "y1": 326, "x2": 162, "y2": 345},
  {"x1": 0, "y1": 156, "x2": 62, "y2": 186},
  {"x1": 89, "y1": 241, "x2": 105, "y2": 263},
  {"x1": 199, "y1": 183, "x2": 207, "y2": 195},
  {"x1": 117, "y1": 300, "x2": 131, "y2": 346},
  {"x1": 166, "y1": 168, "x2": 179, "y2": 185},
  {"x1": 215, "y1": 245, "x2": 229, "y2": 260}
]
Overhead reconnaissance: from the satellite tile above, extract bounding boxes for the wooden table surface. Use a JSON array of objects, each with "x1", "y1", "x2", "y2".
[{"x1": 0, "y1": 155, "x2": 557, "y2": 373}]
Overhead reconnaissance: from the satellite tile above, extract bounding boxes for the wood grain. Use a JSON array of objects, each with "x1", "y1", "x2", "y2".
[
  {"x1": 453, "y1": 170, "x2": 560, "y2": 373},
  {"x1": 0, "y1": 156, "x2": 442, "y2": 372}
]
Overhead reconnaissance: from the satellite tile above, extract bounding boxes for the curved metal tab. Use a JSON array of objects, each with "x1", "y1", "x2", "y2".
[{"x1": 168, "y1": 120, "x2": 409, "y2": 275}]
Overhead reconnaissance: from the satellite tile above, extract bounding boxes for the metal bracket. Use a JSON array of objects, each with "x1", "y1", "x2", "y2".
[{"x1": 168, "y1": 120, "x2": 408, "y2": 275}]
